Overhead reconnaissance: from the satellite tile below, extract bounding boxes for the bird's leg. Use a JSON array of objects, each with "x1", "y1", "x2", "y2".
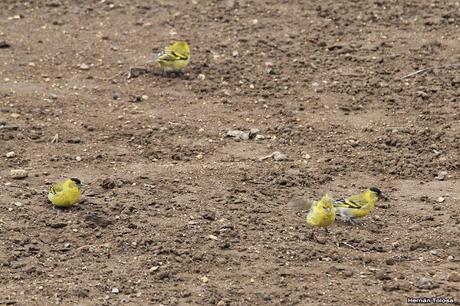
[{"x1": 324, "y1": 227, "x2": 329, "y2": 234}]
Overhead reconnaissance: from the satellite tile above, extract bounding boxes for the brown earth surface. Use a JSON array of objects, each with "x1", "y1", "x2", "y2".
[{"x1": 1, "y1": 0, "x2": 460, "y2": 305}]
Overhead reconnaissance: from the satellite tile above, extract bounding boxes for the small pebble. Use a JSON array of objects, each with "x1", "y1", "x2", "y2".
[
  {"x1": 435, "y1": 171, "x2": 447, "y2": 181},
  {"x1": 10, "y1": 169, "x2": 28, "y2": 179},
  {"x1": 6, "y1": 151, "x2": 15, "y2": 158},
  {"x1": 437, "y1": 196, "x2": 445, "y2": 203},
  {"x1": 111, "y1": 288, "x2": 120, "y2": 294},
  {"x1": 79, "y1": 63, "x2": 90, "y2": 70},
  {"x1": 272, "y1": 151, "x2": 288, "y2": 161},
  {"x1": 200, "y1": 276, "x2": 209, "y2": 283},
  {"x1": 141, "y1": 95, "x2": 149, "y2": 101},
  {"x1": 208, "y1": 235, "x2": 218, "y2": 240},
  {"x1": 149, "y1": 266, "x2": 159, "y2": 274},
  {"x1": 197, "y1": 74, "x2": 206, "y2": 80},
  {"x1": 75, "y1": 156, "x2": 82, "y2": 162}
]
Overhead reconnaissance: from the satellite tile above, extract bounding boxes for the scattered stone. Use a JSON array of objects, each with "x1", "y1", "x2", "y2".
[
  {"x1": 435, "y1": 171, "x2": 447, "y2": 181},
  {"x1": 197, "y1": 73, "x2": 206, "y2": 80},
  {"x1": 6, "y1": 151, "x2": 15, "y2": 158},
  {"x1": 272, "y1": 151, "x2": 288, "y2": 161},
  {"x1": 232, "y1": 50, "x2": 239, "y2": 57},
  {"x1": 304, "y1": 154, "x2": 311, "y2": 159},
  {"x1": 75, "y1": 156, "x2": 82, "y2": 162},
  {"x1": 141, "y1": 95, "x2": 149, "y2": 101},
  {"x1": 10, "y1": 169, "x2": 28, "y2": 179},
  {"x1": 226, "y1": 129, "x2": 249, "y2": 140},
  {"x1": 149, "y1": 266, "x2": 159, "y2": 274},
  {"x1": 196, "y1": 153, "x2": 203, "y2": 160},
  {"x1": 200, "y1": 276, "x2": 209, "y2": 283},
  {"x1": 447, "y1": 272, "x2": 460, "y2": 282},
  {"x1": 111, "y1": 288, "x2": 120, "y2": 294},
  {"x1": 255, "y1": 134, "x2": 265, "y2": 140},
  {"x1": 10, "y1": 113, "x2": 20, "y2": 119},
  {"x1": 437, "y1": 196, "x2": 445, "y2": 203},
  {"x1": 13, "y1": 202, "x2": 22, "y2": 207},
  {"x1": 208, "y1": 235, "x2": 218, "y2": 240},
  {"x1": 259, "y1": 151, "x2": 288, "y2": 161},
  {"x1": 248, "y1": 128, "x2": 259, "y2": 139},
  {"x1": 79, "y1": 63, "x2": 90, "y2": 70},
  {"x1": 417, "y1": 277, "x2": 438, "y2": 289},
  {"x1": 0, "y1": 41, "x2": 11, "y2": 48}
]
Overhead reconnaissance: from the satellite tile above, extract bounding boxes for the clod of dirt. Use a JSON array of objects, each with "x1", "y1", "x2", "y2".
[
  {"x1": 376, "y1": 271, "x2": 391, "y2": 280},
  {"x1": 10, "y1": 169, "x2": 28, "y2": 179},
  {"x1": 0, "y1": 41, "x2": 11, "y2": 48},
  {"x1": 127, "y1": 67, "x2": 148, "y2": 79},
  {"x1": 85, "y1": 213, "x2": 112, "y2": 228},
  {"x1": 101, "y1": 178, "x2": 116, "y2": 189},
  {"x1": 447, "y1": 272, "x2": 460, "y2": 282}
]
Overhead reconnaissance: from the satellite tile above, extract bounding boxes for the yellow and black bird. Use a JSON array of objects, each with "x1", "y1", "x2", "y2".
[
  {"x1": 334, "y1": 187, "x2": 383, "y2": 224},
  {"x1": 48, "y1": 178, "x2": 81, "y2": 208},
  {"x1": 154, "y1": 41, "x2": 190, "y2": 73}
]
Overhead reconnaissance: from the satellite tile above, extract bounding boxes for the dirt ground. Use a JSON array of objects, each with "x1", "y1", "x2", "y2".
[{"x1": 1, "y1": 0, "x2": 459, "y2": 305}]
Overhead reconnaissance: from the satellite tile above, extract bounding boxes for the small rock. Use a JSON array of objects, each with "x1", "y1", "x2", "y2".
[
  {"x1": 437, "y1": 196, "x2": 445, "y2": 203},
  {"x1": 208, "y1": 235, "x2": 218, "y2": 240},
  {"x1": 141, "y1": 95, "x2": 149, "y2": 101},
  {"x1": 14, "y1": 202, "x2": 22, "y2": 207},
  {"x1": 6, "y1": 151, "x2": 15, "y2": 158},
  {"x1": 255, "y1": 134, "x2": 265, "y2": 140},
  {"x1": 272, "y1": 151, "x2": 288, "y2": 161},
  {"x1": 226, "y1": 129, "x2": 249, "y2": 140},
  {"x1": 149, "y1": 266, "x2": 159, "y2": 274},
  {"x1": 447, "y1": 255, "x2": 454, "y2": 261},
  {"x1": 79, "y1": 63, "x2": 90, "y2": 70},
  {"x1": 232, "y1": 50, "x2": 239, "y2": 57},
  {"x1": 417, "y1": 277, "x2": 438, "y2": 289},
  {"x1": 447, "y1": 272, "x2": 460, "y2": 282},
  {"x1": 217, "y1": 300, "x2": 226, "y2": 306},
  {"x1": 200, "y1": 276, "x2": 209, "y2": 283},
  {"x1": 111, "y1": 288, "x2": 119, "y2": 294},
  {"x1": 75, "y1": 156, "x2": 82, "y2": 162},
  {"x1": 435, "y1": 171, "x2": 447, "y2": 181},
  {"x1": 197, "y1": 74, "x2": 206, "y2": 80},
  {"x1": 196, "y1": 153, "x2": 203, "y2": 160},
  {"x1": 248, "y1": 128, "x2": 259, "y2": 139},
  {"x1": 10, "y1": 113, "x2": 20, "y2": 119},
  {"x1": 430, "y1": 250, "x2": 437, "y2": 256},
  {"x1": 304, "y1": 154, "x2": 311, "y2": 159},
  {"x1": 10, "y1": 169, "x2": 28, "y2": 179}
]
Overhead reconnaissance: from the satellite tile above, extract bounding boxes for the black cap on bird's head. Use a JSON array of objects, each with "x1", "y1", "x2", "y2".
[
  {"x1": 70, "y1": 178, "x2": 82, "y2": 185},
  {"x1": 369, "y1": 187, "x2": 383, "y2": 198}
]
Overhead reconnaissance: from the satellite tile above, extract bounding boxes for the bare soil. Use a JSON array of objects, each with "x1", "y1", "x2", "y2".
[{"x1": 1, "y1": 0, "x2": 459, "y2": 305}]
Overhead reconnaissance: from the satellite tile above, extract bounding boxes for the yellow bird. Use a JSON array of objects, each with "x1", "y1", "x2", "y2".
[
  {"x1": 334, "y1": 187, "x2": 383, "y2": 224},
  {"x1": 155, "y1": 41, "x2": 190, "y2": 73},
  {"x1": 48, "y1": 178, "x2": 81, "y2": 207},
  {"x1": 306, "y1": 193, "x2": 336, "y2": 231}
]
